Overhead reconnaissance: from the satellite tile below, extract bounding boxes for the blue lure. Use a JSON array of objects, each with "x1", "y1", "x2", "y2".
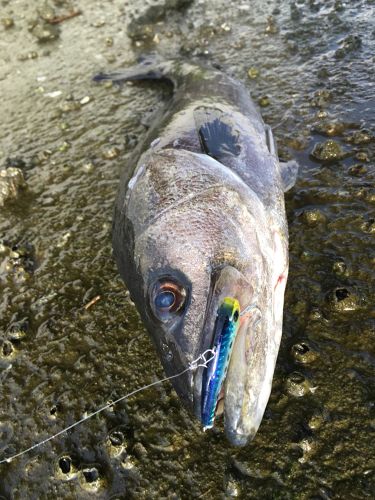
[{"x1": 201, "y1": 297, "x2": 241, "y2": 429}]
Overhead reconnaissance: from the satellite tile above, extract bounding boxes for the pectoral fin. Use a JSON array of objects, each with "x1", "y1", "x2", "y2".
[
  {"x1": 194, "y1": 107, "x2": 241, "y2": 163},
  {"x1": 280, "y1": 160, "x2": 299, "y2": 192}
]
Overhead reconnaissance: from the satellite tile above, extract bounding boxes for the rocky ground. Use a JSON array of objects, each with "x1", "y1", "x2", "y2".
[{"x1": 0, "y1": 0, "x2": 374, "y2": 498}]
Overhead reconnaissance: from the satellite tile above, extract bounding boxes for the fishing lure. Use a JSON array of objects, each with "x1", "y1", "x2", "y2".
[{"x1": 201, "y1": 297, "x2": 240, "y2": 429}]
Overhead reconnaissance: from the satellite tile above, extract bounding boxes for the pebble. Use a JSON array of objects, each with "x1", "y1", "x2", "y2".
[
  {"x1": 297, "y1": 437, "x2": 315, "y2": 463},
  {"x1": 45, "y1": 90, "x2": 62, "y2": 98},
  {"x1": 291, "y1": 342, "x2": 318, "y2": 364},
  {"x1": 231, "y1": 458, "x2": 270, "y2": 479},
  {"x1": 317, "y1": 67, "x2": 330, "y2": 79},
  {"x1": 1, "y1": 339, "x2": 15, "y2": 358},
  {"x1": 59, "y1": 100, "x2": 81, "y2": 113},
  {"x1": 335, "y1": 35, "x2": 362, "y2": 59},
  {"x1": 60, "y1": 122, "x2": 70, "y2": 131},
  {"x1": 106, "y1": 54, "x2": 116, "y2": 63},
  {"x1": 332, "y1": 260, "x2": 347, "y2": 276},
  {"x1": 127, "y1": 21, "x2": 155, "y2": 42},
  {"x1": 285, "y1": 371, "x2": 313, "y2": 397},
  {"x1": 59, "y1": 141, "x2": 71, "y2": 152},
  {"x1": 258, "y1": 96, "x2": 270, "y2": 107},
  {"x1": 82, "y1": 161, "x2": 95, "y2": 173},
  {"x1": 30, "y1": 21, "x2": 60, "y2": 42},
  {"x1": 121, "y1": 456, "x2": 137, "y2": 470},
  {"x1": 302, "y1": 208, "x2": 326, "y2": 225},
  {"x1": 1, "y1": 17, "x2": 14, "y2": 29},
  {"x1": 133, "y1": 442, "x2": 147, "y2": 459},
  {"x1": 37, "y1": 3, "x2": 56, "y2": 22},
  {"x1": 285, "y1": 136, "x2": 307, "y2": 150},
  {"x1": 308, "y1": 411, "x2": 326, "y2": 430},
  {"x1": 345, "y1": 130, "x2": 372, "y2": 145},
  {"x1": 334, "y1": 0, "x2": 345, "y2": 11},
  {"x1": 225, "y1": 479, "x2": 241, "y2": 497},
  {"x1": 348, "y1": 164, "x2": 367, "y2": 176},
  {"x1": 6, "y1": 318, "x2": 29, "y2": 340},
  {"x1": 265, "y1": 16, "x2": 278, "y2": 34},
  {"x1": 360, "y1": 218, "x2": 375, "y2": 234},
  {"x1": 312, "y1": 121, "x2": 347, "y2": 137},
  {"x1": 247, "y1": 67, "x2": 259, "y2": 79},
  {"x1": 80, "y1": 96, "x2": 91, "y2": 105},
  {"x1": 93, "y1": 20, "x2": 106, "y2": 28},
  {"x1": 102, "y1": 147, "x2": 121, "y2": 160},
  {"x1": 0, "y1": 168, "x2": 27, "y2": 207},
  {"x1": 310, "y1": 140, "x2": 346, "y2": 162},
  {"x1": 355, "y1": 152, "x2": 369, "y2": 162},
  {"x1": 310, "y1": 89, "x2": 331, "y2": 108}
]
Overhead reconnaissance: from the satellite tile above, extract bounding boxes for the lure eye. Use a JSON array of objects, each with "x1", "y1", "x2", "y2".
[
  {"x1": 151, "y1": 279, "x2": 187, "y2": 321},
  {"x1": 233, "y1": 310, "x2": 239, "y2": 322}
]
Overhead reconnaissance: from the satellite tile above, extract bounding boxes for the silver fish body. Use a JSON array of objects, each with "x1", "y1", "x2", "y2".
[{"x1": 95, "y1": 59, "x2": 298, "y2": 445}]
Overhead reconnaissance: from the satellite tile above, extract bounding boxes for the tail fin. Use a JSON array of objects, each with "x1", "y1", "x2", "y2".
[
  {"x1": 93, "y1": 58, "x2": 170, "y2": 82},
  {"x1": 93, "y1": 57, "x2": 207, "y2": 89}
]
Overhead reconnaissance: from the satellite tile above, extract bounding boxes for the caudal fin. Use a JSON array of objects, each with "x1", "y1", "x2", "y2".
[
  {"x1": 93, "y1": 58, "x2": 170, "y2": 83},
  {"x1": 93, "y1": 57, "x2": 208, "y2": 89}
]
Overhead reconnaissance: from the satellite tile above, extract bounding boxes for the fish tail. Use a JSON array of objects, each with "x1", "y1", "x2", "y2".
[{"x1": 93, "y1": 57, "x2": 209, "y2": 89}]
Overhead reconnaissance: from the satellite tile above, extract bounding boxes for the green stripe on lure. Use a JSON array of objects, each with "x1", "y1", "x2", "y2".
[{"x1": 201, "y1": 297, "x2": 240, "y2": 429}]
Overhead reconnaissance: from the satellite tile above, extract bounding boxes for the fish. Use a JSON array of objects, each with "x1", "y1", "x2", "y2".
[{"x1": 94, "y1": 58, "x2": 298, "y2": 446}]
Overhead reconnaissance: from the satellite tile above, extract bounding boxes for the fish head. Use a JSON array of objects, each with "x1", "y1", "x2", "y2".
[{"x1": 114, "y1": 148, "x2": 288, "y2": 444}]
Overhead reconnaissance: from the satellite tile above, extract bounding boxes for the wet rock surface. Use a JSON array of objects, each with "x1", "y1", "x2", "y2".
[{"x1": 0, "y1": 0, "x2": 374, "y2": 498}]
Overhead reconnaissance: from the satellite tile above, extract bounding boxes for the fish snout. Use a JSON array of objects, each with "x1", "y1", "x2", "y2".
[
  {"x1": 224, "y1": 293, "x2": 284, "y2": 446},
  {"x1": 192, "y1": 266, "x2": 257, "y2": 433}
]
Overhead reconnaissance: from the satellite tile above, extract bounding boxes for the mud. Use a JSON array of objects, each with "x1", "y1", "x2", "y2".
[{"x1": 0, "y1": 0, "x2": 374, "y2": 498}]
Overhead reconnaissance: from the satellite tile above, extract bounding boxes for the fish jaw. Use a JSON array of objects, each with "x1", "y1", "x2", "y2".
[
  {"x1": 193, "y1": 266, "x2": 256, "y2": 427},
  {"x1": 194, "y1": 233, "x2": 288, "y2": 445},
  {"x1": 224, "y1": 263, "x2": 288, "y2": 446}
]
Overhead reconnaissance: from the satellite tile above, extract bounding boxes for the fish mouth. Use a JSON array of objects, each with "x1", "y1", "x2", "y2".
[
  {"x1": 223, "y1": 305, "x2": 263, "y2": 446},
  {"x1": 193, "y1": 266, "x2": 259, "y2": 444},
  {"x1": 200, "y1": 296, "x2": 240, "y2": 430}
]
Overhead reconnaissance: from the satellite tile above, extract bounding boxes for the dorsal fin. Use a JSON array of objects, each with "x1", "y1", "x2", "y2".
[{"x1": 194, "y1": 107, "x2": 241, "y2": 162}]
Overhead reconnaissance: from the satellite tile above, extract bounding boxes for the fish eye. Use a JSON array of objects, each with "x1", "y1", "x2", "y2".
[
  {"x1": 151, "y1": 279, "x2": 186, "y2": 321},
  {"x1": 155, "y1": 290, "x2": 175, "y2": 310}
]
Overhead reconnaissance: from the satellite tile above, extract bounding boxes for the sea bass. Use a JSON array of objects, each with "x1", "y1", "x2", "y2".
[{"x1": 94, "y1": 59, "x2": 298, "y2": 446}]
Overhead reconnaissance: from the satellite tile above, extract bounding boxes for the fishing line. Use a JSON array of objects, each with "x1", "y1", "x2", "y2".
[{"x1": 0, "y1": 349, "x2": 216, "y2": 465}]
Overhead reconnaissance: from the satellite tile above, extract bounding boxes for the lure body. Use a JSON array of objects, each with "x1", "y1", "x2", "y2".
[{"x1": 201, "y1": 298, "x2": 240, "y2": 429}]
